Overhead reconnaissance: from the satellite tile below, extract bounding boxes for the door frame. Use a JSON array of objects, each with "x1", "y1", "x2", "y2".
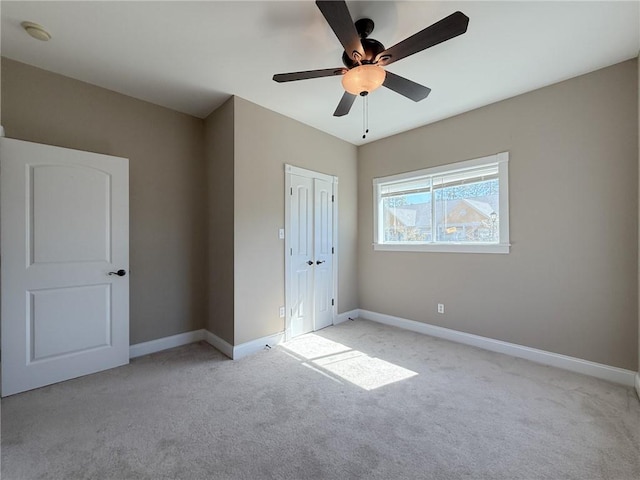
[{"x1": 284, "y1": 164, "x2": 338, "y2": 341}]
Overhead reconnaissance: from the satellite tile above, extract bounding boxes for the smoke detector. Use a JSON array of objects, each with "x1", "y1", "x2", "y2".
[{"x1": 21, "y1": 22, "x2": 51, "y2": 41}]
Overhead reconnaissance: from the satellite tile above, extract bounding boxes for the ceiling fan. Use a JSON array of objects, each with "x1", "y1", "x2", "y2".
[{"x1": 273, "y1": 1, "x2": 469, "y2": 117}]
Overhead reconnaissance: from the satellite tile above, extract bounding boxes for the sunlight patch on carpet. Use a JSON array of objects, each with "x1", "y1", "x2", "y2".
[
  {"x1": 283, "y1": 335, "x2": 351, "y2": 358},
  {"x1": 282, "y1": 334, "x2": 418, "y2": 390}
]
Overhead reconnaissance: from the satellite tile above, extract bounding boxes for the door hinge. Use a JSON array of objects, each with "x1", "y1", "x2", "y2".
[
  {"x1": 290, "y1": 248, "x2": 292, "y2": 256},
  {"x1": 331, "y1": 194, "x2": 334, "y2": 202},
  {"x1": 290, "y1": 187, "x2": 293, "y2": 195},
  {"x1": 331, "y1": 299, "x2": 334, "y2": 306},
  {"x1": 332, "y1": 247, "x2": 334, "y2": 254}
]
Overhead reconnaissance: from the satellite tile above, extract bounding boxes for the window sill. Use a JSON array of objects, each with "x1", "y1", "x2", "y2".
[{"x1": 373, "y1": 243, "x2": 510, "y2": 254}]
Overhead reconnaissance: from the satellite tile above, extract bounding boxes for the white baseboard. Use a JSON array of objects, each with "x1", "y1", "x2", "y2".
[
  {"x1": 129, "y1": 329, "x2": 205, "y2": 359},
  {"x1": 232, "y1": 331, "x2": 285, "y2": 360},
  {"x1": 203, "y1": 330, "x2": 233, "y2": 359},
  {"x1": 128, "y1": 315, "x2": 637, "y2": 388},
  {"x1": 335, "y1": 309, "x2": 359, "y2": 325},
  {"x1": 358, "y1": 309, "x2": 637, "y2": 387},
  {"x1": 129, "y1": 328, "x2": 283, "y2": 361}
]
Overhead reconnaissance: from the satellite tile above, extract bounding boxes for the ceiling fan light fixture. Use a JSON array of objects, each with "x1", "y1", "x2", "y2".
[{"x1": 341, "y1": 65, "x2": 386, "y2": 96}]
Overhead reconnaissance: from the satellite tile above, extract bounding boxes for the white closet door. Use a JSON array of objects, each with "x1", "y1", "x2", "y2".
[
  {"x1": 286, "y1": 166, "x2": 336, "y2": 339},
  {"x1": 313, "y1": 177, "x2": 333, "y2": 330},
  {"x1": 289, "y1": 174, "x2": 315, "y2": 337}
]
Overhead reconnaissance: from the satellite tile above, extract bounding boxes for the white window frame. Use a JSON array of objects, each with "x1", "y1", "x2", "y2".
[{"x1": 373, "y1": 152, "x2": 510, "y2": 254}]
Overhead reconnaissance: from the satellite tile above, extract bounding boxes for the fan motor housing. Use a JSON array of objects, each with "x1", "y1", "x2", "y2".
[{"x1": 342, "y1": 38, "x2": 385, "y2": 68}]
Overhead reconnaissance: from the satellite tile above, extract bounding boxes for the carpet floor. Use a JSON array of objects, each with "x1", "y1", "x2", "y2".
[{"x1": 2, "y1": 319, "x2": 639, "y2": 479}]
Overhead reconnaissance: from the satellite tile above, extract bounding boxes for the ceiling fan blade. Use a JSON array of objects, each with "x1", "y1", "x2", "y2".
[
  {"x1": 316, "y1": 1, "x2": 365, "y2": 61},
  {"x1": 273, "y1": 68, "x2": 346, "y2": 83},
  {"x1": 383, "y1": 71, "x2": 431, "y2": 102},
  {"x1": 333, "y1": 91, "x2": 357, "y2": 117},
  {"x1": 376, "y1": 11, "x2": 469, "y2": 66}
]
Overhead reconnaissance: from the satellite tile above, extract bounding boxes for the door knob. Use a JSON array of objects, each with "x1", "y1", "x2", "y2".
[
  {"x1": 316, "y1": 260, "x2": 325, "y2": 265},
  {"x1": 306, "y1": 261, "x2": 314, "y2": 266},
  {"x1": 108, "y1": 269, "x2": 127, "y2": 277}
]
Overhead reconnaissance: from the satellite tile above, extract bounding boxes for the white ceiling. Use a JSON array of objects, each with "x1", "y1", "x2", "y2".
[{"x1": 1, "y1": 1, "x2": 639, "y2": 146}]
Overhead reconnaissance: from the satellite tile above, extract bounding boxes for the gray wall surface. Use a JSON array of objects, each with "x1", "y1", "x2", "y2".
[
  {"x1": 358, "y1": 59, "x2": 639, "y2": 370},
  {"x1": 1, "y1": 58, "x2": 208, "y2": 344},
  {"x1": 2, "y1": 55, "x2": 638, "y2": 371},
  {"x1": 204, "y1": 97, "x2": 235, "y2": 344},
  {"x1": 233, "y1": 97, "x2": 358, "y2": 344},
  {"x1": 0, "y1": 8, "x2": 2, "y2": 128}
]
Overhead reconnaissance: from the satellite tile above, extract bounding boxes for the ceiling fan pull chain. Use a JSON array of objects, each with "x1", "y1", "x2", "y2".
[
  {"x1": 366, "y1": 95, "x2": 370, "y2": 136},
  {"x1": 362, "y1": 95, "x2": 370, "y2": 139},
  {"x1": 362, "y1": 95, "x2": 366, "y2": 139}
]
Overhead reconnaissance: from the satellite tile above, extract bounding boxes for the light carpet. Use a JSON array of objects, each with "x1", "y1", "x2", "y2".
[{"x1": 2, "y1": 319, "x2": 639, "y2": 479}]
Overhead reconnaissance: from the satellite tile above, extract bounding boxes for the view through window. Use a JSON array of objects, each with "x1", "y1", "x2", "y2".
[{"x1": 374, "y1": 152, "x2": 509, "y2": 253}]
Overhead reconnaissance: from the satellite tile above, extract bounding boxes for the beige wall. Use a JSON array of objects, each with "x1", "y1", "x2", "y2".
[
  {"x1": 0, "y1": 58, "x2": 358, "y2": 349},
  {"x1": 1, "y1": 58, "x2": 208, "y2": 344},
  {"x1": 204, "y1": 97, "x2": 235, "y2": 344},
  {"x1": 359, "y1": 59, "x2": 639, "y2": 370},
  {"x1": 3, "y1": 55, "x2": 636, "y2": 370},
  {"x1": 233, "y1": 97, "x2": 358, "y2": 344},
  {"x1": 0, "y1": 3, "x2": 2, "y2": 130}
]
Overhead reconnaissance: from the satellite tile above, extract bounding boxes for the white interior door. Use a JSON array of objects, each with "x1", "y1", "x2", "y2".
[
  {"x1": 1, "y1": 138, "x2": 130, "y2": 397},
  {"x1": 286, "y1": 166, "x2": 336, "y2": 339},
  {"x1": 289, "y1": 174, "x2": 314, "y2": 338},
  {"x1": 313, "y1": 178, "x2": 333, "y2": 330}
]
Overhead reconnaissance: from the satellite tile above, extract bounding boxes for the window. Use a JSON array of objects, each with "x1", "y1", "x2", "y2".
[{"x1": 373, "y1": 152, "x2": 509, "y2": 254}]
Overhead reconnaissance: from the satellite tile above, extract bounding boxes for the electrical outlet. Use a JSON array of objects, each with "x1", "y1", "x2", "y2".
[
  {"x1": 278, "y1": 228, "x2": 285, "y2": 239},
  {"x1": 437, "y1": 303, "x2": 445, "y2": 314},
  {"x1": 279, "y1": 306, "x2": 285, "y2": 318}
]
